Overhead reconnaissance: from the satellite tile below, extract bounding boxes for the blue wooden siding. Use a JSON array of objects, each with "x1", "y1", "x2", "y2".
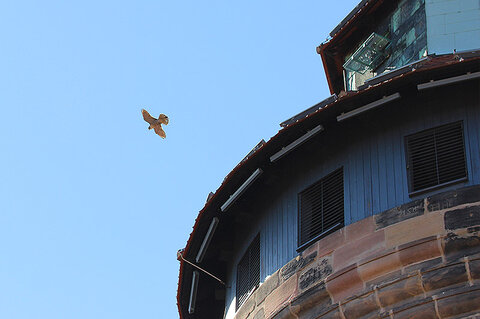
[
  {"x1": 224, "y1": 89, "x2": 480, "y2": 317},
  {"x1": 466, "y1": 86, "x2": 480, "y2": 184}
]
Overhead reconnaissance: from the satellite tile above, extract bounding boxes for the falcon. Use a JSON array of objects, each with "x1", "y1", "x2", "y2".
[{"x1": 142, "y1": 109, "x2": 169, "y2": 138}]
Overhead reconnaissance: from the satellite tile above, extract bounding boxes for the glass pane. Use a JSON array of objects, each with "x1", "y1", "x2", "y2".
[
  {"x1": 343, "y1": 32, "x2": 390, "y2": 73},
  {"x1": 344, "y1": 58, "x2": 369, "y2": 74}
]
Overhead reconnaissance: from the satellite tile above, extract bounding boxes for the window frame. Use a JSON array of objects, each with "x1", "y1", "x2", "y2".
[
  {"x1": 235, "y1": 234, "x2": 260, "y2": 311},
  {"x1": 297, "y1": 167, "x2": 344, "y2": 252},
  {"x1": 405, "y1": 121, "x2": 468, "y2": 197}
]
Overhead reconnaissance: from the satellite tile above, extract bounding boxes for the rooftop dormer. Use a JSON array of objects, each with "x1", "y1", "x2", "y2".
[
  {"x1": 318, "y1": 0, "x2": 480, "y2": 93},
  {"x1": 318, "y1": 0, "x2": 427, "y2": 93}
]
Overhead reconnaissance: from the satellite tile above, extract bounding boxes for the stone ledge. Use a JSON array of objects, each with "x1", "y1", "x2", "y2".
[
  {"x1": 384, "y1": 212, "x2": 445, "y2": 248},
  {"x1": 341, "y1": 290, "x2": 379, "y2": 319},
  {"x1": 358, "y1": 248, "x2": 402, "y2": 283},
  {"x1": 443, "y1": 232, "x2": 480, "y2": 262},
  {"x1": 280, "y1": 251, "x2": 317, "y2": 282},
  {"x1": 445, "y1": 205, "x2": 480, "y2": 230},
  {"x1": 436, "y1": 285, "x2": 480, "y2": 318},
  {"x1": 426, "y1": 185, "x2": 480, "y2": 213},
  {"x1": 375, "y1": 199, "x2": 424, "y2": 230},
  {"x1": 288, "y1": 283, "x2": 334, "y2": 319},
  {"x1": 256, "y1": 271, "x2": 280, "y2": 306},
  {"x1": 234, "y1": 186, "x2": 480, "y2": 319},
  {"x1": 325, "y1": 264, "x2": 364, "y2": 303},
  {"x1": 391, "y1": 297, "x2": 437, "y2": 319},
  {"x1": 421, "y1": 262, "x2": 469, "y2": 294},
  {"x1": 298, "y1": 255, "x2": 332, "y2": 291},
  {"x1": 398, "y1": 235, "x2": 442, "y2": 267},
  {"x1": 235, "y1": 293, "x2": 256, "y2": 319},
  {"x1": 264, "y1": 274, "x2": 298, "y2": 319},
  {"x1": 333, "y1": 229, "x2": 385, "y2": 270},
  {"x1": 376, "y1": 273, "x2": 424, "y2": 310}
]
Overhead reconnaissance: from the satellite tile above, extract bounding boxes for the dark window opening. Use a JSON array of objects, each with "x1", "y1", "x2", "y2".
[
  {"x1": 298, "y1": 167, "x2": 344, "y2": 250},
  {"x1": 236, "y1": 234, "x2": 260, "y2": 311},
  {"x1": 406, "y1": 121, "x2": 467, "y2": 195}
]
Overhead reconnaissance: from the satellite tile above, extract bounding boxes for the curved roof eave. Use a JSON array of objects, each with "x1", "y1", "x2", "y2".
[{"x1": 176, "y1": 52, "x2": 480, "y2": 318}]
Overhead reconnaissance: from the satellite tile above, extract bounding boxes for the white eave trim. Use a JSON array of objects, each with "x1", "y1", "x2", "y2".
[
  {"x1": 188, "y1": 270, "x2": 199, "y2": 314},
  {"x1": 221, "y1": 168, "x2": 263, "y2": 212},
  {"x1": 337, "y1": 92, "x2": 401, "y2": 122},
  {"x1": 270, "y1": 125, "x2": 324, "y2": 163},
  {"x1": 417, "y1": 71, "x2": 480, "y2": 91},
  {"x1": 195, "y1": 217, "x2": 219, "y2": 263}
]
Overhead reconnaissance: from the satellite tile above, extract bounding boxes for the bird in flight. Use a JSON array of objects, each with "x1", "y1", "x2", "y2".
[{"x1": 142, "y1": 109, "x2": 169, "y2": 138}]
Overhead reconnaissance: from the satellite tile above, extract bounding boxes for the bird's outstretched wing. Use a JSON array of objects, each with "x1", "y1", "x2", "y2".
[
  {"x1": 158, "y1": 114, "x2": 169, "y2": 125},
  {"x1": 153, "y1": 125, "x2": 166, "y2": 138},
  {"x1": 142, "y1": 109, "x2": 156, "y2": 125}
]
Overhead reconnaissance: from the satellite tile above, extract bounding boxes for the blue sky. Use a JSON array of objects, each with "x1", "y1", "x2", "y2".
[{"x1": 0, "y1": 1, "x2": 359, "y2": 318}]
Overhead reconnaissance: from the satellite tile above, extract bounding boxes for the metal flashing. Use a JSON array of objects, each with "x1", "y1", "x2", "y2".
[
  {"x1": 280, "y1": 95, "x2": 337, "y2": 128},
  {"x1": 337, "y1": 92, "x2": 401, "y2": 121},
  {"x1": 220, "y1": 168, "x2": 263, "y2": 212},
  {"x1": 417, "y1": 71, "x2": 480, "y2": 91},
  {"x1": 270, "y1": 125, "x2": 324, "y2": 162},
  {"x1": 358, "y1": 56, "x2": 430, "y2": 89},
  {"x1": 195, "y1": 217, "x2": 219, "y2": 263},
  {"x1": 188, "y1": 271, "x2": 199, "y2": 314},
  {"x1": 456, "y1": 49, "x2": 480, "y2": 59},
  {"x1": 241, "y1": 140, "x2": 266, "y2": 163}
]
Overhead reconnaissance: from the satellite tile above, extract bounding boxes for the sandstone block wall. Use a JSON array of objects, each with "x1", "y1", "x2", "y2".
[{"x1": 234, "y1": 185, "x2": 480, "y2": 319}]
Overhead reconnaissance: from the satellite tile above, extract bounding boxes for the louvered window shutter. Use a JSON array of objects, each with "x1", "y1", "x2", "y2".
[
  {"x1": 298, "y1": 168, "x2": 344, "y2": 249},
  {"x1": 406, "y1": 121, "x2": 467, "y2": 194},
  {"x1": 236, "y1": 234, "x2": 260, "y2": 311}
]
